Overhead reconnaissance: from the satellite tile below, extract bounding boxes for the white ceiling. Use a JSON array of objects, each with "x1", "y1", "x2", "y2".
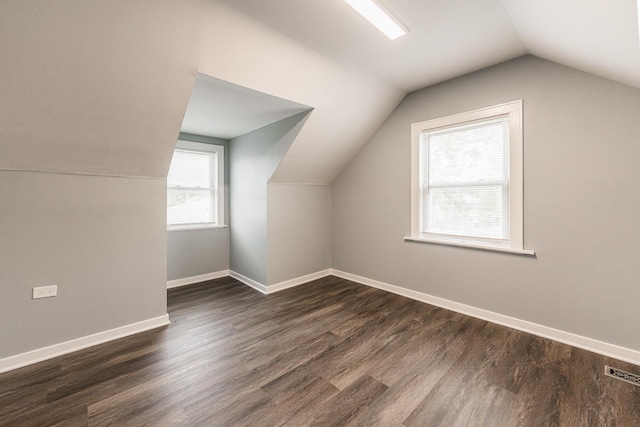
[
  {"x1": 0, "y1": 0, "x2": 403, "y2": 183},
  {"x1": 181, "y1": 74, "x2": 311, "y2": 139},
  {"x1": 180, "y1": 0, "x2": 639, "y2": 181},
  {"x1": 9, "y1": 0, "x2": 632, "y2": 183},
  {"x1": 503, "y1": 0, "x2": 640, "y2": 89},
  {"x1": 221, "y1": 0, "x2": 640, "y2": 92}
]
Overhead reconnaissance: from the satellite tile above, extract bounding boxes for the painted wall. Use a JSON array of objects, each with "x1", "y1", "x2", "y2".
[
  {"x1": 332, "y1": 56, "x2": 640, "y2": 352},
  {"x1": 267, "y1": 184, "x2": 332, "y2": 285},
  {"x1": 0, "y1": 0, "x2": 400, "y2": 363},
  {"x1": 230, "y1": 112, "x2": 311, "y2": 285},
  {"x1": 195, "y1": 1, "x2": 404, "y2": 184},
  {"x1": 0, "y1": 172, "x2": 167, "y2": 358},
  {"x1": 0, "y1": 0, "x2": 198, "y2": 361},
  {"x1": 167, "y1": 134, "x2": 230, "y2": 282}
]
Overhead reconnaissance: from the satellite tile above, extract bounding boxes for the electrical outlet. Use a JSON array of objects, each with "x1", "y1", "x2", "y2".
[{"x1": 32, "y1": 285, "x2": 57, "y2": 299}]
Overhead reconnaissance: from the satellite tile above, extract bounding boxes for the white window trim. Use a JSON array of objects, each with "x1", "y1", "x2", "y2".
[
  {"x1": 168, "y1": 223, "x2": 228, "y2": 232},
  {"x1": 409, "y1": 100, "x2": 533, "y2": 255},
  {"x1": 167, "y1": 140, "x2": 225, "y2": 231}
]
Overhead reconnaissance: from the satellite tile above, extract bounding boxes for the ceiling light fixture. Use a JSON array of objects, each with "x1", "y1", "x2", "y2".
[{"x1": 344, "y1": 0, "x2": 407, "y2": 40}]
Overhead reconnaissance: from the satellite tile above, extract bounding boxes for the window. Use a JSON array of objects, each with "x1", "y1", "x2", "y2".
[
  {"x1": 167, "y1": 140, "x2": 224, "y2": 230},
  {"x1": 409, "y1": 100, "x2": 531, "y2": 254}
]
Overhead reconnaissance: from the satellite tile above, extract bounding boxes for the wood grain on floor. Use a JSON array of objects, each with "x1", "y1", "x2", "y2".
[{"x1": 1, "y1": 276, "x2": 639, "y2": 426}]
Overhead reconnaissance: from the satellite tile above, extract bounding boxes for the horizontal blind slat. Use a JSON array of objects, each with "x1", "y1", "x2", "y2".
[{"x1": 422, "y1": 116, "x2": 510, "y2": 240}]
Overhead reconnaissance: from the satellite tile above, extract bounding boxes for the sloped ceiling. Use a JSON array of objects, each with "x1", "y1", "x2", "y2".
[
  {"x1": 195, "y1": 1, "x2": 406, "y2": 184},
  {"x1": 0, "y1": 0, "x2": 403, "y2": 183},
  {"x1": 1, "y1": 0, "x2": 638, "y2": 184},
  {"x1": 223, "y1": 0, "x2": 640, "y2": 92},
  {"x1": 181, "y1": 75, "x2": 311, "y2": 140},
  {"x1": 503, "y1": 0, "x2": 640, "y2": 89},
  {"x1": 0, "y1": 0, "x2": 201, "y2": 178},
  {"x1": 223, "y1": 0, "x2": 527, "y2": 92}
]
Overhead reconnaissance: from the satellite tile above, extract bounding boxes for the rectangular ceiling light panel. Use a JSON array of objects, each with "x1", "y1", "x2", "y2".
[{"x1": 344, "y1": 0, "x2": 407, "y2": 40}]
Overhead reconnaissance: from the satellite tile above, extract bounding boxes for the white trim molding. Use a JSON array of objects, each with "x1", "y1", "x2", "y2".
[
  {"x1": 168, "y1": 140, "x2": 225, "y2": 228},
  {"x1": 0, "y1": 314, "x2": 170, "y2": 374},
  {"x1": 267, "y1": 269, "x2": 332, "y2": 293},
  {"x1": 167, "y1": 270, "x2": 230, "y2": 289},
  {"x1": 404, "y1": 237, "x2": 535, "y2": 256},
  {"x1": 330, "y1": 269, "x2": 640, "y2": 366},
  {"x1": 229, "y1": 269, "x2": 332, "y2": 295},
  {"x1": 229, "y1": 270, "x2": 267, "y2": 294},
  {"x1": 411, "y1": 100, "x2": 525, "y2": 253}
]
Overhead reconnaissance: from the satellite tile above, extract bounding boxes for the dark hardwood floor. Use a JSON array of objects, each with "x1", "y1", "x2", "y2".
[{"x1": 1, "y1": 276, "x2": 639, "y2": 426}]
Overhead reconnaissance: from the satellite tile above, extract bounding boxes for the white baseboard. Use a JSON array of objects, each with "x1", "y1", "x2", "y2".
[
  {"x1": 267, "y1": 269, "x2": 332, "y2": 293},
  {"x1": 167, "y1": 270, "x2": 230, "y2": 289},
  {"x1": 11, "y1": 268, "x2": 634, "y2": 374},
  {"x1": 229, "y1": 270, "x2": 267, "y2": 294},
  {"x1": 229, "y1": 269, "x2": 332, "y2": 295},
  {"x1": 330, "y1": 269, "x2": 640, "y2": 366},
  {"x1": 0, "y1": 314, "x2": 170, "y2": 374}
]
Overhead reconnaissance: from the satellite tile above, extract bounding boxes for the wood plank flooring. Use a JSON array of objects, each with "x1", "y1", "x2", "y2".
[{"x1": 1, "y1": 275, "x2": 639, "y2": 426}]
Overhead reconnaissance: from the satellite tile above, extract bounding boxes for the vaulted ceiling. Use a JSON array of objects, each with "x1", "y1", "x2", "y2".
[
  {"x1": 181, "y1": 75, "x2": 311, "y2": 140},
  {"x1": 188, "y1": 0, "x2": 639, "y2": 183},
  {"x1": 2, "y1": 0, "x2": 638, "y2": 186},
  {"x1": 222, "y1": 0, "x2": 640, "y2": 92}
]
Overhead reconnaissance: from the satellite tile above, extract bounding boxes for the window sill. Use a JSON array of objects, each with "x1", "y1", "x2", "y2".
[
  {"x1": 404, "y1": 237, "x2": 535, "y2": 256},
  {"x1": 168, "y1": 224, "x2": 228, "y2": 232}
]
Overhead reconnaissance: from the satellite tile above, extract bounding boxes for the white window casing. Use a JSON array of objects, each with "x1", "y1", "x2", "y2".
[
  {"x1": 408, "y1": 100, "x2": 533, "y2": 255},
  {"x1": 167, "y1": 140, "x2": 225, "y2": 231}
]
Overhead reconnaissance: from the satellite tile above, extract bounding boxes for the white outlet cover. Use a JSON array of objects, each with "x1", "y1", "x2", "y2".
[{"x1": 32, "y1": 285, "x2": 57, "y2": 299}]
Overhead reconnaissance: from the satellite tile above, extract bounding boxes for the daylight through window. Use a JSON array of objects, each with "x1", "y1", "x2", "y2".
[
  {"x1": 167, "y1": 141, "x2": 224, "y2": 229},
  {"x1": 410, "y1": 101, "x2": 526, "y2": 252}
]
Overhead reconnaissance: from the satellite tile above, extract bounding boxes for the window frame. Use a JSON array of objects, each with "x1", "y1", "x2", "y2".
[
  {"x1": 409, "y1": 100, "x2": 532, "y2": 255},
  {"x1": 167, "y1": 140, "x2": 225, "y2": 231}
]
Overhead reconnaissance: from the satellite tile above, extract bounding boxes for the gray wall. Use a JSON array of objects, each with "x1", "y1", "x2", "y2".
[
  {"x1": 332, "y1": 55, "x2": 640, "y2": 352},
  {"x1": 0, "y1": 0, "x2": 400, "y2": 365},
  {"x1": 267, "y1": 184, "x2": 332, "y2": 285},
  {"x1": 167, "y1": 133, "x2": 230, "y2": 281},
  {"x1": 0, "y1": 172, "x2": 167, "y2": 358},
  {"x1": 0, "y1": 0, "x2": 195, "y2": 361},
  {"x1": 230, "y1": 112, "x2": 311, "y2": 285}
]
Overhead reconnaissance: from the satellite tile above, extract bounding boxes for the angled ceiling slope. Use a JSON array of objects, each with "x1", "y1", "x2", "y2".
[
  {"x1": 195, "y1": 1, "x2": 405, "y2": 184},
  {"x1": 222, "y1": 0, "x2": 640, "y2": 92},
  {"x1": 181, "y1": 74, "x2": 312, "y2": 140},
  {"x1": 222, "y1": 0, "x2": 526, "y2": 92},
  {"x1": 502, "y1": 0, "x2": 640, "y2": 89}
]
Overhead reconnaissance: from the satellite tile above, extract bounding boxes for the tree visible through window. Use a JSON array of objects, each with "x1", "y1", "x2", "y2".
[
  {"x1": 424, "y1": 117, "x2": 509, "y2": 240},
  {"x1": 167, "y1": 141, "x2": 224, "y2": 228},
  {"x1": 410, "y1": 101, "x2": 524, "y2": 251}
]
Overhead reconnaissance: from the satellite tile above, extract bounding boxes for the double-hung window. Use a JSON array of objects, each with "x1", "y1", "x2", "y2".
[
  {"x1": 167, "y1": 140, "x2": 224, "y2": 230},
  {"x1": 409, "y1": 100, "x2": 531, "y2": 254}
]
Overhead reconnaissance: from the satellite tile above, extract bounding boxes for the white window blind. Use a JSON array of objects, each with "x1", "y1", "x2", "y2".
[
  {"x1": 409, "y1": 100, "x2": 528, "y2": 254},
  {"x1": 421, "y1": 117, "x2": 509, "y2": 240},
  {"x1": 167, "y1": 149, "x2": 217, "y2": 226}
]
